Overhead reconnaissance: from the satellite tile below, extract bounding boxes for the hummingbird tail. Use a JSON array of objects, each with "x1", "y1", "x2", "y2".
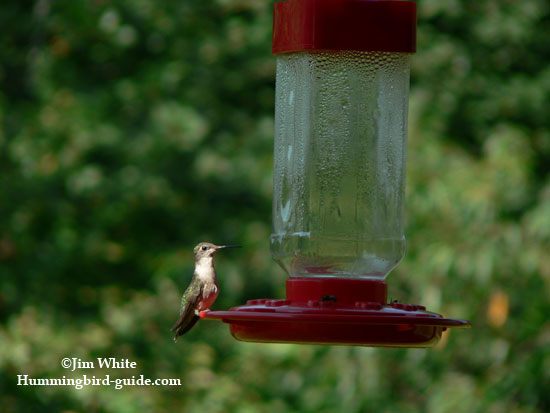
[{"x1": 171, "y1": 314, "x2": 200, "y2": 342}]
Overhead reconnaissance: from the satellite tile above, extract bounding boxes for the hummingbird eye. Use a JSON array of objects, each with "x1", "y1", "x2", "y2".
[{"x1": 201, "y1": 246, "x2": 208, "y2": 251}]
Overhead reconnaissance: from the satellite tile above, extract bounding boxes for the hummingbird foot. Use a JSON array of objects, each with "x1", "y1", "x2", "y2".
[{"x1": 198, "y1": 309, "x2": 211, "y2": 319}]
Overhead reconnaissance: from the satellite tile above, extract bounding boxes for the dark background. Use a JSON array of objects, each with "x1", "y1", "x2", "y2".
[{"x1": 0, "y1": 0, "x2": 548, "y2": 411}]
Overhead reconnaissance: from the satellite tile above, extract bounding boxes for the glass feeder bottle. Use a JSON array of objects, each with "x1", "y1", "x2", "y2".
[{"x1": 271, "y1": 3, "x2": 411, "y2": 280}]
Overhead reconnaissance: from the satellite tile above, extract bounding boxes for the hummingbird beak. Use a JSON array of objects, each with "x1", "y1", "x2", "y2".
[{"x1": 216, "y1": 245, "x2": 241, "y2": 250}]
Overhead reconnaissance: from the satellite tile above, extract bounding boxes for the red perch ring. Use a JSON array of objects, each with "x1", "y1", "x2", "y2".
[{"x1": 202, "y1": 278, "x2": 470, "y2": 347}]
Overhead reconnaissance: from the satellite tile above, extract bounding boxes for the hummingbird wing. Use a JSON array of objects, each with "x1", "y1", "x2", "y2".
[{"x1": 171, "y1": 277, "x2": 202, "y2": 341}]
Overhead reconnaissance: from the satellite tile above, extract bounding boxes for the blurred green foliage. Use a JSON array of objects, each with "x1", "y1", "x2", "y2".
[{"x1": 0, "y1": 0, "x2": 549, "y2": 412}]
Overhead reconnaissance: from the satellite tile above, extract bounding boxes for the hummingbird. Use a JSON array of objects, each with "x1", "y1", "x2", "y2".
[{"x1": 171, "y1": 242, "x2": 240, "y2": 342}]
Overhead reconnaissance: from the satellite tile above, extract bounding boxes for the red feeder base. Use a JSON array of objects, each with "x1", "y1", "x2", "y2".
[{"x1": 202, "y1": 278, "x2": 470, "y2": 348}]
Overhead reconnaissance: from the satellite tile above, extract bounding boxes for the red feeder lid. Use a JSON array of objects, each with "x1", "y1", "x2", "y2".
[
  {"x1": 272, "y1": 0, "x2": 417, "y2": 54},
  {"x1": 202, "y1": 278, "x2": 470, "y2": 348}
]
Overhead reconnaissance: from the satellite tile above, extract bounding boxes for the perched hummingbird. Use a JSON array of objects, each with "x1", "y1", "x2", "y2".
[{"x1": 171, "y1": 242, "x2": 240, "y2": 342}]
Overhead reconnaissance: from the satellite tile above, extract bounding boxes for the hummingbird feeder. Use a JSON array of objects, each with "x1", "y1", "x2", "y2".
[{"x1": 203, "y1": 0, "x2": 470, "y2": 347}]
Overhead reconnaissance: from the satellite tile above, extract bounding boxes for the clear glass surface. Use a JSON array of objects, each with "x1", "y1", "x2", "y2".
[{"x1": 271, "y1": 51, "x2": 410, "y2": 279}]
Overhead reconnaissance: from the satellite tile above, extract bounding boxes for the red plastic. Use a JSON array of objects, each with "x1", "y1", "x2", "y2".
[
  {"x1": 202, "y1": 278, "x2": 470, "y2": 347},
  {"x1": 272, "y1": 0, "x2": 417, "y2": 54}
]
